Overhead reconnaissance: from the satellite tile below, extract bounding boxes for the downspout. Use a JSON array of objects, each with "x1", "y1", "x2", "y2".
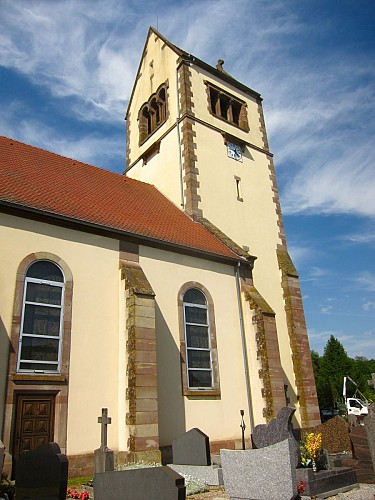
[
  {"x1": 176, "y1": 60, "x2": 185, "y2": 208},
  {"x1": 235, "y1": 261, "x2": 255, "y2": 433}
]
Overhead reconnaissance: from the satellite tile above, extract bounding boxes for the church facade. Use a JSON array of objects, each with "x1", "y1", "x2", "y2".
[{"x1": 0, "y1": 28, "x2": 320, "y2": 476}]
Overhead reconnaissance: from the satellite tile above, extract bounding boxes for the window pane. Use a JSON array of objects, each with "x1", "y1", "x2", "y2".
[
  {"x1": 20, "y1": 337, "x2": 59, "y2": 362},
  {"x1": 26, "y1": 282, "x2": 62, "y2": 305},
  {"x1": 187, "y1": 350, "x2": 211, "y2": 369},
  {"x1": 19, "y1": 361, "x2": 58, "y2": 371},
  {"x1": 185, "y1": 306, "x2": 207, "y2": 325},
  {"x1": 27, "y1": 261, "x2": 63, "y2": 282},
  {"x1": 189, "y1": 370, "x2": 212, "y2": 388},
  {"x1": 186, "y1": 325, "x2": 209, "y2": 348},
  {"x1": 23, "y1": 305, "x2": 61, "y2": 336},
  {"x1": 184, "y1": 289, "x2": 206, "y2": 305}
]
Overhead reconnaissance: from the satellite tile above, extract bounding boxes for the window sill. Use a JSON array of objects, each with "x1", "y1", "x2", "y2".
[
  {"x1": 184, "y1": 389, "x2": 221, "y2": 397},
  {"x1": 12, "y1": 374, "x2": 67, "y2": 384}
]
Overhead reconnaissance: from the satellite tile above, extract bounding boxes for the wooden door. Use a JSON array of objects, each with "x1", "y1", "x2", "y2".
[{"x1": 14, "y1": 394, "x2": 55, "y2": 459}]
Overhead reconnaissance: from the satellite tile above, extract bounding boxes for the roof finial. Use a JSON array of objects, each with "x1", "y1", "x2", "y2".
[{"x1": 216, "y1": 59, "x2": 225, "y2": 72}]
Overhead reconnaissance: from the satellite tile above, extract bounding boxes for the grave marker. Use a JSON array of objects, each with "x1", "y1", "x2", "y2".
[
  {"x1": 94, "y1": 466, "x2": 185, "y2": 500},
  {"x1": 98, "y1": 408, "x2": 111, "y2": 449},
  {"x1": 252, "y1": 406, "x2": 300, "y2": 468},
  {"x1": 15, "y1": 442, "x2": 68, "y2": 500},
  {"x1": 94, "y1": 408, "x2": 114, "y2": 474},
  {"x1": 221, "y1": 439, "x2": 297, "y2": 500},
  {"x1": 172, "y1": 428, "x2": 210, "y2": 466}
]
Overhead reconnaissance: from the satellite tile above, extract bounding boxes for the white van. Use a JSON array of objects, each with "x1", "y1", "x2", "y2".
[{"x1": 346, "y1": 398, "x2": 368, "y2": 416}]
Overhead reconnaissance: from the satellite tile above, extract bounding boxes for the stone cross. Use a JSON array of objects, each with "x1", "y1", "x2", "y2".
[{"x1": 98, "y1": 408, "x2": 111, "y2": 450}]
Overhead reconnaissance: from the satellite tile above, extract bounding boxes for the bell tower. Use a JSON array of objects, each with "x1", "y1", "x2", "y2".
[{"x1": 126, "y1": 27, "x2": 321, "y2": 428}]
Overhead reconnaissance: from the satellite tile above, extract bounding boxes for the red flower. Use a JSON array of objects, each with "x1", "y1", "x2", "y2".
[{"x1": 297, "y1": 480, "x2": 306, "y2": 494}]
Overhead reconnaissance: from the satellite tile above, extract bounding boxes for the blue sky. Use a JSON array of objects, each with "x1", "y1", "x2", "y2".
[{"x1": 1, "y1": 0, "x2": 374, "y2": 358}]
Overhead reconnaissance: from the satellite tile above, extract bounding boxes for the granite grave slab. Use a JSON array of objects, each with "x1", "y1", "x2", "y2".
[
  {"x1": 15, "y1": 442, "x2": 68, "y2": 500},
  {"x1": 168, "y1": 463, "x2": 223, "y2": 486},
  {"x1": 94, "y1": 466, "x2": 186, "y2": 500},
  {"x1": 252, "y1": 406, "x2": 300, "y2": 468},
  {"x1": 296, "y1": 467, "x2": 358, "y2": 497},
  {"x1": 221, "y1": 438, "x2": 298, "y2": 500}
]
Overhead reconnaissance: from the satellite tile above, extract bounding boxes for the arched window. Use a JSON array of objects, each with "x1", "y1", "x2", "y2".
[
  {"x1": 17, "y1": 260, "x2": 65, "y2": 373},
  {"x1": 183, "y1": 288, "x2": 213, "y2": 389},
  {"x1": 138, "y1": 82, "x2": 168, "y2": 145},
  {"x1": 205, "y1": 82, "x2": 249, "y2": 131}
]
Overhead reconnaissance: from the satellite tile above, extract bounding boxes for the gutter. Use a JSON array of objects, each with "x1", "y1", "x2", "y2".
[
  {"x1": 176, "y1": 59, "x2": 185, "y2": 208},
  {"x1": 235, "y1": 261, "x2": 254, "y2": 433}
]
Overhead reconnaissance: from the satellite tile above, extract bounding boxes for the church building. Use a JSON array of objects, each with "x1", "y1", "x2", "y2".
[{"x1": 0, "y1": 28, "x2": 320, "y2": 476}]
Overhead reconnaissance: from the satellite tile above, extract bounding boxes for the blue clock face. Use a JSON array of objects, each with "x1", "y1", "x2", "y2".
[{"x1": 227, "y1": 142, "x2": 243, "y2": 162}]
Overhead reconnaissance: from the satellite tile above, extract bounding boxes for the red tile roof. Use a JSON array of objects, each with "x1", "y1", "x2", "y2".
[{"x1": 0, "y1": 137, "x2": 240, "y2": 261}]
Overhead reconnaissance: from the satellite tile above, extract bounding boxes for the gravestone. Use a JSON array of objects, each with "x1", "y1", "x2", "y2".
[
  {"x1": 0, "y1": 439, "x2": 4, "y2": 475},
  {"x1": 365, "y1": 403, "x2": 375, "y2": 473},
  {"x1": 94, "y1": 466, "x2": 185, "y2": 500},
  {"x1": 252, "y1": 406, "x2": 300, "y2": 468},
  {"x1": 221, "y1": 438, "x2": 297, "y2": 500},
  {"x1": 94, "y1": 407, "x2": 114, "y2": 474},
  {"x1": 172, "y1": 428, "x2": 210, "y2": 466},
  {"x1": 301, "y1": 415, "x2": 352, "y2": 467},
  {"x1": 343, "y1": 403, "x2": 375, "y2": 483},
  {"x1": 16, "y1": 442, "x2": 68, "y2": 500}
]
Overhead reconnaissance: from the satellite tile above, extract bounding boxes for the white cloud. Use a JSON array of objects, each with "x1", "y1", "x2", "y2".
[
  {"x1": 321, "y1": 305, "x2": 333, "y2": 314},
  {"x1": 301, "y1": 266, "x2": 330, "y2": 283},
  {"x1": 363, "y1": 301, "x2": 375, "y2": 311},
  {"x1": 343, "y1": 232, "x2": 375, "y2": 245},
  {"x1": 308, "y1": 328, "x2": 375, "y2": 359},
  {"x1": 286, "y1": 244, "x2": 313, "y2": 269},
  {"x1": 1, "y1": 0, "x2": 374, "y2": 220},
  {"x1": 0, "y1": 0, "x2": 140, "y2": 122},
  {"x1": 0, "y1": 101, "x2": 124, "y2": 171},
  {"x1": 356, "y1": 272, "x2": 375, "y2": 292}
]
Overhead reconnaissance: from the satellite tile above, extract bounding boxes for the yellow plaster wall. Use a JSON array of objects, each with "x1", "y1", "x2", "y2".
[
  {"x1": 139, "y1": 245, "x2": 262, "y2": 446},
  {"x1": 126, "y1": 38, "x2": 299, "y2": 420},
  {"x1": 0, "y1": 213, "x2": 123, "y2": 454},
  {"x1": 127, "y1": 32, "x2": 179, "y2": 166},
  {"x1": 189, "y1": 66, "x2": 265, "y2": 150},
  {"x1": 126, "y1": 131, "x2": 183, "y2": 208},
  {"x1": 192, "y1": 118, "x2": 298, "y2": 414}
]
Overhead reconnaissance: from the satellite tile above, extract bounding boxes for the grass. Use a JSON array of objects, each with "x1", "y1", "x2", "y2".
[{"x1": 67, "y1": 476, "x2": 92, "y2": 487}]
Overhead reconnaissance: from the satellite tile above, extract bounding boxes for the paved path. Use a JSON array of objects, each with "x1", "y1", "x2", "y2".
[{"x1": 190, "y1": 483, "x2": 375, "y2": 499}]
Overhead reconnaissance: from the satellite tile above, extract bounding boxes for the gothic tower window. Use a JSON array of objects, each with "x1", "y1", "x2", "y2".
[
  {"x1": 138, "y1": 82, "x2": 168, "y2": 145},
  {"x1": 206, "y1": 82, "x2": 249, "y2": 131}
]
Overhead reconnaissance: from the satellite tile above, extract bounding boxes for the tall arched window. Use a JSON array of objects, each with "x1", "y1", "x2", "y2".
[
  {"x1": 183, "y1": 288, "x2": 213, "y2": 389},
  {"x1": 17, "y1": 260, "x2": 65, "y2": 373}
]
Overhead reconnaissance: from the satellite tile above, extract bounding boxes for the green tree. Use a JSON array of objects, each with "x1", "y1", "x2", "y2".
[
  {"x1": 311, "y1": 336, "x2": 375, "y2": 413},
  {"x1": 318, "y1": 336, "x2": 352, "y2": 410},
  {"x1": 350, "y1": 356, "x2": 375, "y2": 401}
]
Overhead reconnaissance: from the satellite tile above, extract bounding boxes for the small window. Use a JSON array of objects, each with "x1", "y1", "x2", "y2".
[
  {"x1": 183, "y1": 288, "x2": 213, "y2": 389},
  {"x1": 235, "y1": 176, "x2": 243, "y2": 202},
  {"x1": 138, "y1": 82, "x2": 168, "y2": 145},
  {"x1": 17, "y1": 260, "x2": 65, "y2": 373},
  {"x1": 206, "y1": 82, "x2": 249, "y2": 131}
]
